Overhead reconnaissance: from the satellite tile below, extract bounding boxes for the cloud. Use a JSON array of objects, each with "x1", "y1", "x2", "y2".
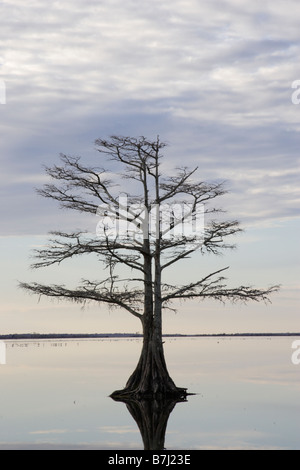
[
  {"x1": 0, "y1": 0, "x2": 299, "y2": 335},
  {"x1": 29, "y1": 429, "x2": 68, "y2": 435},
  {"x1": 98, "y1": 425, "x2": 138, "y2": 435}
]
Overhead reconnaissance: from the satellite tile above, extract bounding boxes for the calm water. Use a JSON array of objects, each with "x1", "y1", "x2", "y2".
[{"x1": 0, "y1": 336, "x2": 299, "y2": 450}]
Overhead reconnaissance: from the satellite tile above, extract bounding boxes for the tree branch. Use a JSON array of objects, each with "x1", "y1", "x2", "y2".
[
  {"x1": 37, "y1": 154, "x2": 120, "y2": 213},
  {"x1": 162, "y1": 267, "x2": 230, "y2": 302},
  {"x1": 162, "y1": 266, "x2": 280, "y2": 304},
  {"x1": 19, "y1": 280, "x2": 144, "y2": 320},
  {"x1": 30, "y1": 230, "x2": 146, "y2": 272}
]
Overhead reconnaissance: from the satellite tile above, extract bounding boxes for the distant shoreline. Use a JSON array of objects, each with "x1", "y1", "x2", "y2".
[{"x1": 0, "y1": 332, "x2": 299, "y2": 340}]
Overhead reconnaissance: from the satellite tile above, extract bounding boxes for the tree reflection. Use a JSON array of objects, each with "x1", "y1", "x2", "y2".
[{"x1": 111, "y1": 395, "x2": 187, "y2": 450}]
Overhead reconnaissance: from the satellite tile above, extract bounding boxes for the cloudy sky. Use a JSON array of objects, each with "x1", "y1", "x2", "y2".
[{"x1": 0, "y1": 0, "x2": 299, "y2": 334}]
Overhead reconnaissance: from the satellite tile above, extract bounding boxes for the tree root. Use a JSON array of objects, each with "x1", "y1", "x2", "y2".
[{"x1": 110, "y1": 386, "x2": 189, "y2": 401}]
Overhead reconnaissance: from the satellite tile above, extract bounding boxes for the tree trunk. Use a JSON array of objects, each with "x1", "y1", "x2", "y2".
[
  {"x1": 110, "y1": 316, "x2": 187, "y2": 399},
  {"x1": 110, "y1": 201, "x2": 187, "y2": 399}
]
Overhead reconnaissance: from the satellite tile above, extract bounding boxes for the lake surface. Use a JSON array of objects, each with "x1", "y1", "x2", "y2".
[{"x1": 0, "y1": 336, "x2": 299, "y2": 450}]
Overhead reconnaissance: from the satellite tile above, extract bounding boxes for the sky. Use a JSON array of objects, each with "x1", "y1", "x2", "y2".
[{"x1": 0, "y1": 0, "x2": 299, "y2": 335}]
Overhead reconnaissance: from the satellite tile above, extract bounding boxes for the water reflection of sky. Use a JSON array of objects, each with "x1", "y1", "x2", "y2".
[{"x1": 0, "y1": 337, "x2": 299, "y2": 449}]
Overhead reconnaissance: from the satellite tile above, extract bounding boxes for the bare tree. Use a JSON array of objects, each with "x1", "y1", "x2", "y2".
[{"x1": 20, "y1": 136, "x2": 279, "y2": 398}]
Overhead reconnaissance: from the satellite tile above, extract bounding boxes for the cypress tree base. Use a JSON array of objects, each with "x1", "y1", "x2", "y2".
[{"x1": 110, "y1": 333, "x2": 188, "y2": 400}]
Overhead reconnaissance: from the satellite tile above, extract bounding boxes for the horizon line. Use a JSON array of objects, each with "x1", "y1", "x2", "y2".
[{"x1": 0, "y1": 332, "x2": 299, "y2": 340}]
